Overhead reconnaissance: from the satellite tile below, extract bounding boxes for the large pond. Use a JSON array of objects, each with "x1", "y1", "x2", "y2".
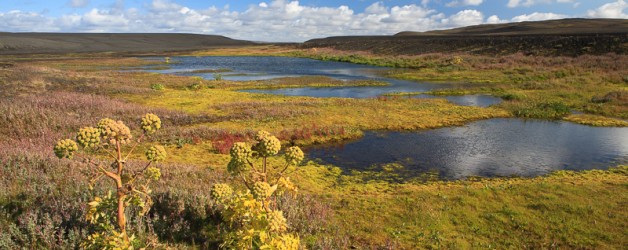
[
  {"x1": 146, "y1": 56, "x2": 502, "y2": 107},
  {"x1": 306, "y1": 119, "x2": 628, "y2": 179}
]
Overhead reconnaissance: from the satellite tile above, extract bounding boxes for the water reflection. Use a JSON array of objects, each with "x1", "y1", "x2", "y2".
[
  {"x1": 413, "y1": 94, "x2": 503, "y2": 108},
  {"x1": 147, "y1": 56, "x2": 383, "y2": 81},
  {"x1": 305, "y1": 119, "x2": 628, "y2": 179}
]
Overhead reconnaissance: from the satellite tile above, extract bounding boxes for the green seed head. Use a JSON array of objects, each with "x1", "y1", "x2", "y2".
[
  {"x1": 210, "y1": 183, "x2": 233, "y2": 203},
  {"x1": 98, "y1": 118, "x2": 132, "y2": 144},
  {"x1": 252, "y1": 181, "x2": 274, "y2": 200},
  {"x1": 229, "y1": 142, "x2": 251, "y2": 164},
  {"x1": 76, "y1": 127, "x2": 100, "y2": 148},
  {"x1": 141, "y1": 113, "x2": 162, "y2": 134},
  {"x1": 284, "y1": 146, "x2": 304, "y2": 165},
  {"x1": 253, "y1": 130, "x2": 281, "y2": 157},
  {"x1": 54, "y1": 139, "x2": 78, "y2": 159},
  {"x1": 97, "y1": 118, "x2": 115, "y2": 134},
  {"x1": 144, "y1": 167, "x2": 161, "y2": 181},
  {"x1": 145, "y1": 145, "x2": 167, "y2": 162}
]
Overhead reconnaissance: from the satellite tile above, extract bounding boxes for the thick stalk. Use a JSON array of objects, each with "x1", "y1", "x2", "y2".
[
  {"x1": 117, "y1": 192, "x2": 127, "y2": 238},
  {"x1": 101, "y1": 169, "x2": 128, "y2": 241},
  {"x1": 116, "y1": 141, "x2": 123, "y2": 175},
  {"x1": 263, "y1": 157, "x2": 267, "y2": 182},
  {"x1": 115, "y1": 141, "x2": 129, "y2": 242}
]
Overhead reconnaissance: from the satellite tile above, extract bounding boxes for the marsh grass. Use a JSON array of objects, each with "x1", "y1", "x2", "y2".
[
  {"x1": 218, "y1": 76, "x2": 388, "y2": 90},
  {"x1": 563, "y1": 114, "x2": 628, "y2": 127}
]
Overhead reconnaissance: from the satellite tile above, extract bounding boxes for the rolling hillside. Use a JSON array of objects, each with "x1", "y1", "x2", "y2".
[
  {"x1": 0, "y1": 33, "x2": 254, "y2": 55},
  {"x1": 302, "y1": 18, "x2": 628, "y2": 56}
]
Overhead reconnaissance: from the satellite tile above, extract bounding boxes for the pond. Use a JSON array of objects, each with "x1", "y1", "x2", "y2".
[
  {"x1": 145, "y1": 56, "x2": 502, "y2": 107},
  {"x1": 305, "y1": 119, "x2": 628, "y2": 180}
]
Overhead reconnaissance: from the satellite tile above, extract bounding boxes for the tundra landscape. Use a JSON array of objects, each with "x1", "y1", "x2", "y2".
[{"x1": 1, "y1": 6, "x2": 627, "y2": 249}]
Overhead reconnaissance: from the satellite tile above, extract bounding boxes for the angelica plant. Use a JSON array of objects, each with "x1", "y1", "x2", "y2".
[
  {"x1": 53, "y1": 113, "x2": 166, "y2": 249},
  {"x1": 211, "y1": 131, "x2": 303, "y2": 249}
]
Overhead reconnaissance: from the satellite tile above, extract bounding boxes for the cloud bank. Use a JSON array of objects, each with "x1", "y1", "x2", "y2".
[{"x1": 0, "y1": 0, "x2": 626, "y2": 42}]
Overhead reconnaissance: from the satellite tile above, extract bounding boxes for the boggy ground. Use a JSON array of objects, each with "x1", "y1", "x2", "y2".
[{"x1": 0, "y1": 52, "x2": 627, "y2": 249}]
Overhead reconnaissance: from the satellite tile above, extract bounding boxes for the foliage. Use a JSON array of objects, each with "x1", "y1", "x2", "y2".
[
  {"x1": 513, "y1": 101, "x2": 571, "y2": 119},
  {"x1": 211, "y1": 131, "x2": 303, "y2": 249},
  {"x1": 53, "y1": 113, "x2": 166, "y2": 248},
  {"x1": 150, "y1": 83, "x2": 165, "y2": 91},
  {"x1": 188, "y1": 82, "x2": 203, "y2": 91}
]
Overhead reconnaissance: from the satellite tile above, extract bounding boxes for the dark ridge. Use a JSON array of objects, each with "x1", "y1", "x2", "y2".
[
  {"x1": 0, "y1": 33, "x2": 255, "y2": 55},
  {"x1": 302, "y1": 18, "x2": 628, "y2": 56},
  {"x1": 394, "y1": 18, "x2": 628, "y2": 36}
]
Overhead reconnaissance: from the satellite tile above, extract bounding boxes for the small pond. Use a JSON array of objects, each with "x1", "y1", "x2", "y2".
[
  {"x1": 145, "y1": 56, "x2": 502, "y2": 107},
  {"x1": 305, "y1": 119, "x2": 628, "y2": 180}
]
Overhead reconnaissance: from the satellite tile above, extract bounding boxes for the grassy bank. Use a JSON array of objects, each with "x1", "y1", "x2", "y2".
[{"x1": 0, "y1": 53, "x2": 626, "y2": 249}]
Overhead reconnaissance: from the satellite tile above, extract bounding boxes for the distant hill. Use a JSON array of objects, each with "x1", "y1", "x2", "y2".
[
  {"x1": 395, "y1": 18, "x2": 628, "y2": 36},
  {"x1": 303, "y1": 18, "x2": 628, "y2": 56},
  {"x1": 0, "y1": 33, "x2": 254, "y2": 55}
]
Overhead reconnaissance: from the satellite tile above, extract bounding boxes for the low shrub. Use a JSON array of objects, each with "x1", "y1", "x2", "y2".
[
  {"x1": 210, "y1": 131, "x2": 304, "y2": 249},
  {"x1": 150, "y1": 83, "x2": 165, "y2": 91}
]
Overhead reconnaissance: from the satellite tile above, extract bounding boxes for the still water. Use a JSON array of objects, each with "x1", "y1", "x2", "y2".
[
  {"x1": 306, "y1": 119, "x2": 628, "y2": 179},
  {"x1": 145, "y1": 56, "x2": 627, "y2": 179},
  {"x1": 147, "y1": 56, "x2": 502, "y2": 107}
]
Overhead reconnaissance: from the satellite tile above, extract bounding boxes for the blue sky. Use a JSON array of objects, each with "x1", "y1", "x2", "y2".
[{"x1": 0, "y1": 0, "x2": 625, "y2": 41}]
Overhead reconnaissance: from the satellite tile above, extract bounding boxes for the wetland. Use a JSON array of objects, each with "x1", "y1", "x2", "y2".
[
  {"x1": 143, "y1": 55, "x2": 628, "y2": 179},
  {"x1": 1, "y1": 42, "x2": 627, "y2": 249}
]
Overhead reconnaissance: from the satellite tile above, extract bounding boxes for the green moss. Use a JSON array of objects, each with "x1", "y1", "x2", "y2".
[
  {"x1": 292, "y1": 164, "x2": 628, "y2": 248},
  {"x1": 563, "y1": 114, "x2": 628, "y2": 127}
]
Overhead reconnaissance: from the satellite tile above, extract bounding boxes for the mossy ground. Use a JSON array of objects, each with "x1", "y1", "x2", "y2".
[
  {"x1": 294, "y1": 164, "x2": 628, "y2": 249},
  {"x1": 1, "y1": 49, "x2": 627, "y2": 249}
]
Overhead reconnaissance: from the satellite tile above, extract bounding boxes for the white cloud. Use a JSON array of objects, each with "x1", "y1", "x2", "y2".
[
  {"x1": 441, "y1": 9, "x2": 484, "y2": 26},
  {"x1": 0, "y1": 11, "x2": 57, "y2": 31},
  {"x1": 586, "y1": 0, "x2": 628, "y2": 18},
  {"x1": 507, "y1": 0, "x2": 578, "y2": 8},
  {"x1": 486, "y1": 15, "x2": 506, "y2": 24},
  {"x1": 365, "y1": 2, "x2": 387, "y2": 14},
  {"x1": 511, "y1": 12, "x2": 568, "y2": 22},
  {"x1": 507, "y1": 0, "x2": 521, "y2": 8},
  {"x1": 446, "y1": 0, "x2": 484, "y2": 7},
  {"x1": 82, "y1": 9, "x2": 129, "y2": 28},
  {"x1": 68, "y1": 0, "x2": 89, "y2": 8}
]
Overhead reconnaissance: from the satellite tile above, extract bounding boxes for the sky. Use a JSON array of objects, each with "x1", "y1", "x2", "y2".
[{"x1": 0, "y1": 0, "x2": 626, "y2": 42}]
